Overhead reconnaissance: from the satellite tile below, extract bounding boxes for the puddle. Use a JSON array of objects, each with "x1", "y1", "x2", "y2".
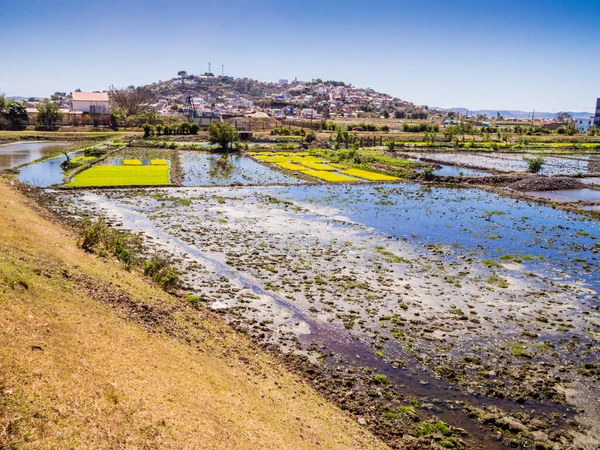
[
  {"x1": 524, "y1": 189, "x2": 600, "y2": 202},
  {"x1": 18, "y1": 153, "x2": 74, "y2": 187},
  {"x1": 0, "y1": 141, "x2": 70, "y2": 170},
  {"x1": 180, "y1": 152, "x2": 303, "y2": 186}
]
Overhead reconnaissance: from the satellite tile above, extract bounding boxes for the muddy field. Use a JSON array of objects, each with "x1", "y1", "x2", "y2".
[{"x1": 47, "y1": 180, "x2": 600, "y2": 449}]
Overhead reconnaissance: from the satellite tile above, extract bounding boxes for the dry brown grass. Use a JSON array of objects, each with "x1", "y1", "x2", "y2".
[{"x1": 0, "y1": 180, "x2": 387, "y2": 450}]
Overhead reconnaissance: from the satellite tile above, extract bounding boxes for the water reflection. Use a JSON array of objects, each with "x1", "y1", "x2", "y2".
[{"x1": 0, "y1": 142, "x2": 70, "y2": 170}]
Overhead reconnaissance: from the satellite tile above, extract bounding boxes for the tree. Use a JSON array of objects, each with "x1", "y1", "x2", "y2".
[
  {"x1": 4, "y1": 99, "x2": 27, "y2": 127},
  {"x1": 208, "y1": 122, "x2": 239, "y2": 151},
  {"x1": 177, "y1": 71, "x2": 187, "y2": 85},
  {"x1": 108, "y1": 85, "x2": 153, "y2": 116},
  {"x1": 555, "y1": 112, "x2": 573, "y2": 124},
  {"x1": 36, "y1": 101, "x2": 62, "y2": 128}
]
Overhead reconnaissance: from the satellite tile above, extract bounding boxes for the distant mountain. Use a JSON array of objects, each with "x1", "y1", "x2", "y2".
[{"x1": 439, "y1": 108, "x2": 594, "y2": 120}]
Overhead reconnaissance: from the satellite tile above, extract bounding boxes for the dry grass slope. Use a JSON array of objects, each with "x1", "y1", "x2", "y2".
[{"x1": 0, "y1": 179, "x2": 387, "y2": 450}]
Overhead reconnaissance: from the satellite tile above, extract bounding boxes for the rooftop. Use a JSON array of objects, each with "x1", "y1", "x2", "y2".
[{"x1": 72, "y1": 91, "x2": 109, "y2": 102}]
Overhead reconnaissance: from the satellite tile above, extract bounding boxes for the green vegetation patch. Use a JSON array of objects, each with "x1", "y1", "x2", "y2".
[
  {"x1": 70, "y1": 155, "x2": 97, "y2": 164},
  {"x1": 67, "y1": 165, "x2": 170, "y2": 187}
]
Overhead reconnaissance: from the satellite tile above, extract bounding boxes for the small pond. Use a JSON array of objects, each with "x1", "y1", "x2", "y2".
[
  {"x1": 524, "y1": 189, "x2": 600, "y2": 202},
  {"x1": 18, "y1": 153, "x2": 74, "y2": 187},
  {"x1": 0, "y1": 141, "x2": 70, "y2": 170}
]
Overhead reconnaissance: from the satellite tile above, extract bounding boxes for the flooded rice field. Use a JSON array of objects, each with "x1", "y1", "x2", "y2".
[
  {"x1": 408, "y1": 152, "x2": 600, "y2": 175},
  {"x1": 0, "y1": 141, "x2": 70, "y2": 170},
  {"x1": 51, "y1": 181, "x2": 600, "y2": 448},
  {"x1": 180, "y1": 152, "x2": 303, "y2": 186},
  {"x1": 424, "y1": 165, "x2": 490, "y2": 177}
]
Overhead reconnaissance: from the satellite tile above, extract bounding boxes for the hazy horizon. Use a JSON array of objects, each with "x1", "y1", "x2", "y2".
[{"x1": 2, "y1": 0, "x2": 599, "y2": 112}]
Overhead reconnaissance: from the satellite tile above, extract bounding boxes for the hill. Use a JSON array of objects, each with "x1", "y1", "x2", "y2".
[
  {"x1": 0, "y1": 180, "x2": 387, "y2": 450},
  {"x1": 136, "y1": 74, "x2": 415, "y2": 118}
]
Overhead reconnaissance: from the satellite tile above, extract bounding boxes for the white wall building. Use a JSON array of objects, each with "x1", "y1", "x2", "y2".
[
  {"x1": 575, "y1": 117, "x2": 594, "y2": 133},
  {"x1": 72, "y1": 91, "x2": 110, "y2": 114},
  {"x1": 300, "y1": 108, "x2": 316, "y2": 118}
]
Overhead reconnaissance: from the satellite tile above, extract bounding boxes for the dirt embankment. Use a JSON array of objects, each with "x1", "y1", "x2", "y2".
[
  {"x1": 509, "y1": 176, "x2": 588, "y2": 191},
  {"x1": 0, "y1": 179, "x2": 387, "y2": 450}
]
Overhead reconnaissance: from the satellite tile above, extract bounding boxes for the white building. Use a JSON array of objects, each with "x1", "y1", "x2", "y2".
[
  {"x1": 575, "y1": 117, "x2": 594, "y2": 133},
  {"x1": 72, "y1": 91, "x2": 110, "y2": 114},
  {"x1": 300, "y1": 108, "x2": 316, "y2": 119}
]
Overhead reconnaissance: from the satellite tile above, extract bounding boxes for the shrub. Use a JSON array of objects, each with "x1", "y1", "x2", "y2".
[
  {"x1": 186, "y1": 293, "x2": 201, "y2": 309},
  {"x1": 190, "y1": 123, "x2": 199, "y2": 134},
  {"x1": 80, "y1": 219, "x2": 110, "y2": 252},
  {"x1": 144, "y1": 255, "x2": 180, "y2": 290},
  {"x1": 525, "y1": 156, "x2": 545, "y2": 173},
  {"x1": 421, "y1": 166, "x2": 435, "y2": 180},
  {"x1": 180, "y1": 122, "x2": 191, "y2": 134},
  {"x1": 142, "y1": 123, "x2": 153, "y2": 138},
  {"x1": 305, "y1": 131, "x2": 316, "y2": 143}
]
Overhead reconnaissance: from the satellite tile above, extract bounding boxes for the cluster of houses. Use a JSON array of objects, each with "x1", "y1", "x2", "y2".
[
  {"x1": 265, "y1": 80, "x2": 411, "y2": 120},
  {"x1": 150, "y1": 76, "x2": 412, "y2": 122},
  {"x1": 26, "y1": 92, "x2": 110, "y2": 126}
]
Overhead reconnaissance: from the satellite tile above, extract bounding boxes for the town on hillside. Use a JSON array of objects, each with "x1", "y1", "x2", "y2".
[{"x1": 5, "y1": 72, "x2": 600, "y2": 134}]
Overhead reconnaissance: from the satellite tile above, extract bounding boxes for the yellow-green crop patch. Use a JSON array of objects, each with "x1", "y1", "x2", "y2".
[
  {"x1": 66, "y1": 166, "x2": 170, "y2": 187},
  {"x1": 296, "y1": 161, "x2": 337, "y2": 171},
  {"x1": 70, "y1": 155, "x2": 97, "y2": 163},
  {"x1": 302, "y1": 170, "x2": 358, "y2": 183},
  {"x1": 338, "y1": 168, "x2": 400, "y2": 181},
  {"x1": 123, "y1": 159, "x2": 143, "y2": 166},
  {"x1": 276, "y1": 162, "x2": 311, "y2": 171},
  {"x1": 151, "y1": 159, "x2": 168, "y2": 165},
  {"x1": 329, "y1": 163, "x2": 350, "y2": 169}
]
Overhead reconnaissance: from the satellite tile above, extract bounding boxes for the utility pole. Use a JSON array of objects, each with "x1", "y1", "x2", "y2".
[{"x1": 531, "y1": 109, "x2": 535, "y2": 126}]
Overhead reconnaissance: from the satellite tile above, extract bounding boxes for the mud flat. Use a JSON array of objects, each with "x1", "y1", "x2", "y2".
[{"x1": 47, "y1": 183, "x2": 600, "y2": 449}]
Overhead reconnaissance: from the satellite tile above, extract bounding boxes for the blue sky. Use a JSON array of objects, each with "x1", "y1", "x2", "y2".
[{"x1": 1, "y1": 0, "x2": 599, "y2": 112}]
